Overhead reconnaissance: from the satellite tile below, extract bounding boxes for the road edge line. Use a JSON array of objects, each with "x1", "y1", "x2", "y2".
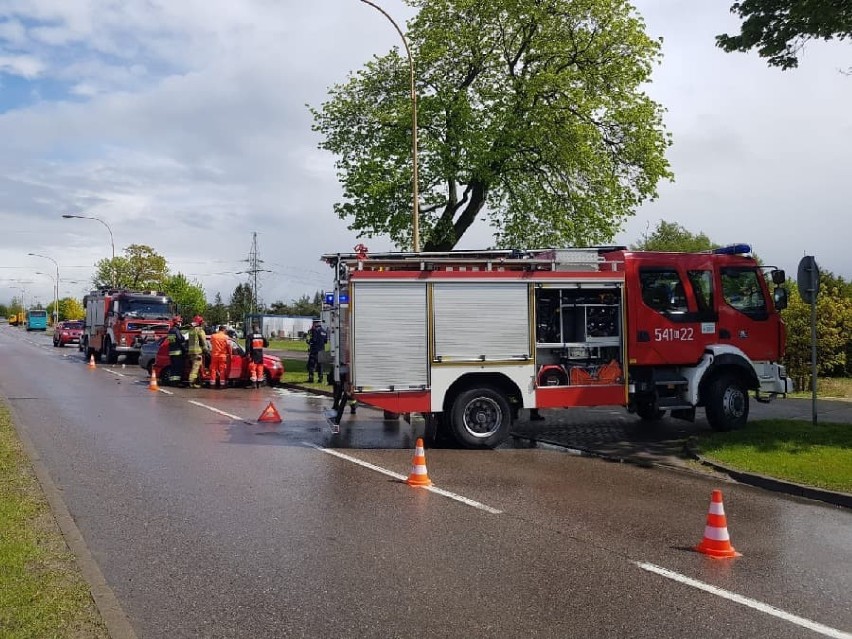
[
  {"x1": 636, "y1": 562, "x2": 851, "y2": 639},
  {"x1": 304, "y1": 443, "x2": 502, "y2": 514}
]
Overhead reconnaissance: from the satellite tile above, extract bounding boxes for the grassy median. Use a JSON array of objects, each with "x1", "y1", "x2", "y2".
[
  {"x1": 281, "y1": 358, "x2": 332, "y2": 392},
  {"x1": 695, "y1": 419, "x2": 852, "y2": 493},
  {"x1": 0, "y1": 402, "x2": 108, "y2": 638}
]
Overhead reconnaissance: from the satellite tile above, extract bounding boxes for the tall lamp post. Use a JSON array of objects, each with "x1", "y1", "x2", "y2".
[
  {"x1": 61, "y1": 214, "x2": 116, "y2": 286},
  {"x1": 358, "y1": 0, "x2": 420, "y2": 252},
  {"x1": 35, "y1": 271, "x2": 58, "y2": 322},
  {"x1": 29, "y1": 253, "x2": 59, "y2": 325}
]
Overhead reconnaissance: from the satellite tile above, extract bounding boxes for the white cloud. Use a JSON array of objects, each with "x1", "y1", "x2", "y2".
[{"x1": 0, "y1": 53, "x2": 44, "y2": 77}]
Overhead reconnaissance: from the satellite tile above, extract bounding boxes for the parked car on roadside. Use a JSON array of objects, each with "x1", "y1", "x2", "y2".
[
  {"x1": 53, "y1": 320, "x2": 84, "y2": 347},
  {"x1": 147, "y1": 335, "x2": 284, "y2": 387}
]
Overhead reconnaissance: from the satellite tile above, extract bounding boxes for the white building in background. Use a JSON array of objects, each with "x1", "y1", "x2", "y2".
[{"x1": 252, "y1": 315, "x2": 315, "y2": 339}]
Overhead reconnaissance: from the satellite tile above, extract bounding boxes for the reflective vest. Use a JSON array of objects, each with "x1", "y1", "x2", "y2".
[
  {"x1": 167, "y1": 326, "x2": 185, "y2": 356},
  {"x1": 187, "y1": 326, "x2": 208, "y2": 355},
  {"x1": 247, "y1": 332, "x2": 266, "y2": 363}
]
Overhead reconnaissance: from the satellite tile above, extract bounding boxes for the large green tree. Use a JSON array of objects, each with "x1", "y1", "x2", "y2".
[
  {"x1": 717, "y1": 0, "x2": 852, "y2": 69},
  {"x1": 782, "y1": 270, "x2": 852, "y2": 389},
  {"x1": 162, "y1": 273, "x2": 207, "y2": 320},
  {"x1": 631, "y1": 220, "x2": 719, "y2": 252},
  {"x1": 47, "y1": 297, "x2": 85, "y2": 321},
  {"x1": 312, "y1": 0, "x2": 672, "y2": 251},
  {"x1": 92, "y1": 244, "x2": 169, "y2": 290},
  {"x1": 229, "y1": 283, "x2": 255, "y2": 325},
  {"x1": 205, "y1": 292, "x2": 228, "y2": 327}
]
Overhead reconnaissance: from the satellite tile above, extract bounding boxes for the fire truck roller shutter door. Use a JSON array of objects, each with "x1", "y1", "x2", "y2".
[{"x1": 351, "y1": 282, "x2": 428, "y2": 391}]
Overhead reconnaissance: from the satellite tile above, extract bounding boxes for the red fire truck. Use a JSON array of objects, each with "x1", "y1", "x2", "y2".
[
  {"x1": 82, "y1": 289, "x2": 177, "y2": 364},
  {"x1": 321, "y1": 245, "x2": 792, "y2": 448}
]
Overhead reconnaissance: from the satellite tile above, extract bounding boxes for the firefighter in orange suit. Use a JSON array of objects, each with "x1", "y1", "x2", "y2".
[
  {"x1": 246, "y1": 323, "x2": 268, "y2": 389},
  {"x1": 209, "y1": 325, "x2": 232, "y2": 389}
]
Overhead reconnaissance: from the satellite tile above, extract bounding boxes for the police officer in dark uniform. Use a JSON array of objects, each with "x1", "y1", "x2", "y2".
[{"x1": 306, "y1": 318, "x2": 328, "y2": 383}]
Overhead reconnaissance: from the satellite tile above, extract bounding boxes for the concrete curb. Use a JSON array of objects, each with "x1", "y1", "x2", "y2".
[
  {"x1": 691, "y1": 454, "x2": 852, "y2": 510},
  {"x1": 510, "y1": 433, "x2": 708, "y2": 474},
  {"x1": 279, "y1": 382, "x2": 333, "y2": 398}
]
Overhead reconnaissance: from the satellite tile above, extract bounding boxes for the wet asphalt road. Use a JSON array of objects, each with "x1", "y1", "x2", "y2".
[{"x1": 1, "y1": 325, "x2": 850, "y2": 638}]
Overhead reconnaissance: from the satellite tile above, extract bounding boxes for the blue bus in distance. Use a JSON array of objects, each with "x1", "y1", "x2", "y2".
[{"x1": 26, "y1": 309, "x2": 48, "y2": 331}]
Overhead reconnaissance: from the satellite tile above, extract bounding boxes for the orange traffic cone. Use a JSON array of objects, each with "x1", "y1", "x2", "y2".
[
  {"x1": 257, "y1": 401, "x2": 282, "y2": 423},
  {"x1": 148, "y1": 369, "x2": 159, "y2": 391},
  {"x1": 88, "y1": 354, "x2": 96, "y2": 368},
  {"x1": 405, "y1": 438, "x2": 432, "y2": 487},
  {"x1": 695, "y1": 489, "x2": 741, "y2": 558}
]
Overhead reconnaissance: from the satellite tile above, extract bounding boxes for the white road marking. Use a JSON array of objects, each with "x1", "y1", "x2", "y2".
[
  {"x1": 305, "y1": 443, "x2": 503, "y2": 515},
  {"x1": 157, "y1": 388, "x2": 174, "y2": 396},
  {"x1": 636, "y1": 562, "x2": 852, "y2": 639},
  {"x1": 102, "y1": 368, "x2": 128, "y2": 378},
  {"x1": 188, "y1": 400, "x2": 245, "y2": 421}
]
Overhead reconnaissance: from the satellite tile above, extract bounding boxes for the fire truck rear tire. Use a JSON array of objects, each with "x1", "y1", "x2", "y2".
[
  {"x1": 705, "y1": 374, "x2": 749, "y2": 431},
  {"x1": 636, "y1": 402, "x2": 665, "y2": 422},
  {"x1": 103, "y1": 338, "x2": 118, "y2": 364},
  {"x1": 449, "y1": 387, "x2": 512, "y2": 449}
]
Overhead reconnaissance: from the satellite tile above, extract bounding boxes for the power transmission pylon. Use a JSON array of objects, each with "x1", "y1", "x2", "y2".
[{"x1": 241, "y1": 232, "x2": 272, "y2": 316}]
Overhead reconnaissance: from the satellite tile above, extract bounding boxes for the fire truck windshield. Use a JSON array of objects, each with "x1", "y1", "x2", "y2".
[{"x1": 119, "y1": 298, "x2": 173, "y2": 319}]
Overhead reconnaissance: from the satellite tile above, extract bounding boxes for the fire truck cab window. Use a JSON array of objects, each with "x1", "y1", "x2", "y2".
[
  {"x1": 639, "y1": 270, "x2": 688, "y2": 314},
  {"x1": 687, "y1": 270, "x2": 714, "y2": 313},
  {"x1": 721, "y1": 268, "x2": 767, "y2": 317},
  {"x1": 119, "y1": 298, "x2": 173, "y2": 319}
]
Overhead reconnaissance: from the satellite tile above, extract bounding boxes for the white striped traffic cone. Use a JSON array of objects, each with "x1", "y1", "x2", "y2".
[
  {"x1": 695, "y1": 489, "x2": 741, "y2": 558},
  {"x1": 405, "y1": 438, "x2": 432, "y2": 487}
]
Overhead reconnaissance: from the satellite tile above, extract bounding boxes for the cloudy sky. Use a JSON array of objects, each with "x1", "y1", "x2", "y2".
[{"x1": 1, "y1": 0, "x2": 850, "y2": 310}]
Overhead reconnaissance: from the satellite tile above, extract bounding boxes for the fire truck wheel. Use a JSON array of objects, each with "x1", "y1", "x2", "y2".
[
  {"x1": 636, "y1": 402, "x2": 664, "y2": 422},
  {"x1": 705, "y1": 374, "x2": 749, "y2": 431},
  {"x1": 103, "y1": 338, "x2": 118, "y2": 364},
  {"x1": 450, "y1": 387, "x2": 512, "y2": 449}
]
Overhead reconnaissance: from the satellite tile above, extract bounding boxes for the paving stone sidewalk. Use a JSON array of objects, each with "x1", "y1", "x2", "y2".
[{"x1": 510, "y1": 397, "x2": 852, "y2": 468}]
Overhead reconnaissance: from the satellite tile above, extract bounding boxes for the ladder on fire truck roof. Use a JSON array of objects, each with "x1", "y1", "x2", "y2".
[{"x1": 321, "y1": 246, "x2": 627, "y2": 274}]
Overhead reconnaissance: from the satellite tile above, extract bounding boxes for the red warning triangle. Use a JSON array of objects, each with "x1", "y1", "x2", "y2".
[{"x1": 257, "y1": 401, "x2": 282, "y2": 423}]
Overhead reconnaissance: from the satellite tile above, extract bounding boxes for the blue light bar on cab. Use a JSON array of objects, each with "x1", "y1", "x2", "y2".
[
  {"x1": 323, "y1": 292, "x2": 350, "y2": 305},
  {"x1": 713, "y1": 244, "x2": 752, "y2": 255}
]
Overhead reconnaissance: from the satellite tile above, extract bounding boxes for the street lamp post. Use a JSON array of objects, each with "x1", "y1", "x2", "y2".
[
  {"x1": 358, "y1": 0, "x2": 420, "y2": 252},
  {"x1": 29, "y1": 253, "x2": 59, "y2": 325},
  {"x1": 35, "y1": 271, "x2": 58, "y2": 322},
  {"x1": 61, "y1": 214, "x2": 116, "y2": 286}
]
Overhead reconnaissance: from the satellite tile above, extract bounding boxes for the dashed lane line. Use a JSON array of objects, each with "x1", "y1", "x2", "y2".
[
  {"x1": 187, "y1": 400, "x2": 250, "y2": 423},
  {"x1": 305, "y1": 443, "x2": 503, "y2": 515},
  {"x1": 636, "y1": 562, "x2": 852, "y2": 639}
]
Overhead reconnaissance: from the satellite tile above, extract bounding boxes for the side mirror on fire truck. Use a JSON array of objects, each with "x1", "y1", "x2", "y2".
[{"x1": 773, "y1": 287, "x2": 788, "y2": 311}]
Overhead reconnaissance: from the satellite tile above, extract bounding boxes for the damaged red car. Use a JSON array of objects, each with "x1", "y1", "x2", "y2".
[{"x1": 150, "y1": 335, "x2": 284, "y2": 387}]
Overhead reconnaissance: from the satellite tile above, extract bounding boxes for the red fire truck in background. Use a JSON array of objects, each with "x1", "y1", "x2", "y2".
[
  {"x1": 321, "y1": 244, "x2": 792, "y2": 448},
  {"x1": 82, "y1": 289, "x2": 177, "y2": 364}
]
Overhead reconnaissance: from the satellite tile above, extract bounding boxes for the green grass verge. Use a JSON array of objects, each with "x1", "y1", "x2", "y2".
[
  {"x1": 695, "y1": 419, "x2": 852, "y2": 493},
  {"x1": 0, "y1": 402, "x2": 108, "y2": 638},
  {"x1": 788, "y1": 377, "x2": 852, "y2": 400},
  {"x1": 282, "y1": 358, "x2": 333, "y2": 392},
  {"x1": 267, "y1": 339, "x2": 309, "y2": 352}
]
